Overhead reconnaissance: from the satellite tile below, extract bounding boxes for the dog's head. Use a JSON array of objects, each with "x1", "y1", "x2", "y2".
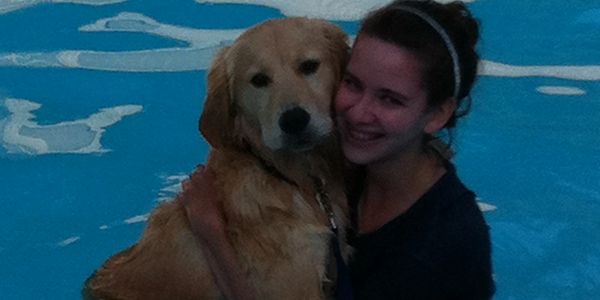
[{"x1": 200, "y1": 17, "x2": 349, "y2": 153}]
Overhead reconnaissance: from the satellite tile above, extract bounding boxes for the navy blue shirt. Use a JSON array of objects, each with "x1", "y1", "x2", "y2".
[{"x1": 348, "y1": 164, "x2": 495, "y2": 299}]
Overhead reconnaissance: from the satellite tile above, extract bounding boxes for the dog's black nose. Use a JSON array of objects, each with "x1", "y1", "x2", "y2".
[{"x1": 279, "y1": 107, "x2": 311, "y2": 135}]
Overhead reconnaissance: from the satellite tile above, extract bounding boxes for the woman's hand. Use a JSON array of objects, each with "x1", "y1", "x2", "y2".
[
  {"x1": 178, "y1": 165, "x2": 257, "y2": 300},
  {"x1": 179, "y1": 165, "x2": 226, "y2": 241}
]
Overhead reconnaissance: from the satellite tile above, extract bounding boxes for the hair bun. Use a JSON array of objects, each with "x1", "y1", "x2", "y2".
[{"x1": 445, "y1": 1, "x2": 480, "y2": 48}]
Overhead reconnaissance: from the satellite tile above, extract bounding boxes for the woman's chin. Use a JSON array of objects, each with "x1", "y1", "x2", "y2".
[{"x1": 341, "y1": 142, "x2": 376, "y2": 165}]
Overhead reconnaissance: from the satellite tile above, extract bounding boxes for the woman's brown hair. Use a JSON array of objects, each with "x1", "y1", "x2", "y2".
[{"x1": 359, "y1": 0, "x2": 481, "y2": 131}]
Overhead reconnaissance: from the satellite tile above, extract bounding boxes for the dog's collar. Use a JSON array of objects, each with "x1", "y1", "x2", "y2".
[
  {"x1": 312, "y1": 176, "x2": 338, "y2": 232},
  {"x1": 242, "y1": 139, "x2": 299, "y2": 188},
  {"x1": 242, "y1": 139, "x2": 338, "y2": 233}
]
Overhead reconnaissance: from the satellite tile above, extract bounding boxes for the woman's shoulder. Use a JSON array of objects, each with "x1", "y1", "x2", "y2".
[
  {"x1": 420, "y1": 165, "x2": 495, "y2": 297},
  {"x1": 417, "y1": 162, "x2": 492, "y2": 266},
  {"x1": 432, "y1": 163, "x2": 490, "y2": 243}
]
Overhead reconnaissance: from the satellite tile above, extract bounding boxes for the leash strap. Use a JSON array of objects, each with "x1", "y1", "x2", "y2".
[
  {"x1": 331, "y1": 232, "x2": 354, "y2": 300},
  {"x1": 312, "y1": 176, "x2": 354, "y2": 300},
  {"x1": 313, "y1": 176, "x2": 338, "y2": 232}
]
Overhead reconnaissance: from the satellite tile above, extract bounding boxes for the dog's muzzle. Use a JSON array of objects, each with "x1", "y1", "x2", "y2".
[
  {"x1": 279, "y1": 107, "x2": 311, "y2": 135},
  {"x1": 277, "y1": 106, "x2": 327, "y2": 151}
]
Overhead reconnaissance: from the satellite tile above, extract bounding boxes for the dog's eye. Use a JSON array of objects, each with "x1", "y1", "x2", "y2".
[
  {"x1": 299, "y1": 59, "x2": 320, "y2": 75},
  {"x1": 250, "y1": 73, "x2": 271, "y2": 88}
]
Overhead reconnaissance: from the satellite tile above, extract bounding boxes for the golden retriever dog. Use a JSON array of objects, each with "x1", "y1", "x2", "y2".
[{"x1": 83, "y1": 17, "x2": 350, "y2": 300}]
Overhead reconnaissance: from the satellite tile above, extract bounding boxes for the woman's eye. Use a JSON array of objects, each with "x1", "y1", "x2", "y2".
[
  {"x1": 342, "y1": 75, "x2": 359, "y2": 90},
  {"x1": 380, "y1": 95, "x2": 404, "y2": 106},
  {"x1": 299, "y1": 59, "x2": 320, "y2": 75},
  {"x1": 250, "y1": 73, "x2": 271, "y2": 88}
]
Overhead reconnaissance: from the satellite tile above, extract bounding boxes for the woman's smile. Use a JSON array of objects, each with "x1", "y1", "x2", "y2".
[{"x1": 343, "y1": 124, "x2": 385, "y2": 146}]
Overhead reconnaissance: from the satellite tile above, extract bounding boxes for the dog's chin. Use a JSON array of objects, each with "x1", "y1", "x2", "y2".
[
  {"x1": 281, "y1": 141, "x2": 315, "y2": 153},
  {"x1": 277, "y1": 132, "x2": 329, "y2": 153}
]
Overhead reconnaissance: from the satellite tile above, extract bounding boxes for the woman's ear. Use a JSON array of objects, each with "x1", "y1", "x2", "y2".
[
  {"x1": 199, "y1": 46, "x2": 233, "y2": 148},
  {"x1": 424, "y1": 97, "x2": 457, "y2": 135}
]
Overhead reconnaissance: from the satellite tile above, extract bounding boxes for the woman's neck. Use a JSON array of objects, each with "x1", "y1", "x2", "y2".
[{"x1": 358, "y1": 149, "x2": 447, "y2": 234}]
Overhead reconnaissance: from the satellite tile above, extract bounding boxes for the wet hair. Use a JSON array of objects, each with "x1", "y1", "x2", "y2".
[{"x1": 359, "y1": 0, "x2": 481, "y2": 132}]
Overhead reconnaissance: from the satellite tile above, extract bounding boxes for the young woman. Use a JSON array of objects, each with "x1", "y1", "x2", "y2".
[{"x1": 181, "y1": 1, "x2": 495, "y2": 299}]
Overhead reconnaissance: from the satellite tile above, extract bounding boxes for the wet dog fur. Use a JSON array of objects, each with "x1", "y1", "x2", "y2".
[{"x1": 83, "y1": 17, "x2": 350, "y2": 300}]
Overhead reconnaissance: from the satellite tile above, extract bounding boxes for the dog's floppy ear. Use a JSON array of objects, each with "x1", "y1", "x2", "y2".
[
  {"x1": 199, "y1": 46, "x2": 233, "y2": 148},
  {"x1": 319, "y1": 20, "x2": 350, "y2": 84}
]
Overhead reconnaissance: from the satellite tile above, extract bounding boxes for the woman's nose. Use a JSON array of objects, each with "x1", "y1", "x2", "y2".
[{"x1": 346, "y1": 94, "x2": 375, "y2": 124}]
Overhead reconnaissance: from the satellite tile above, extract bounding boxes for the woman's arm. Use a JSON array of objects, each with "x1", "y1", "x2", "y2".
[{"x1": 178, "y1": 165, "x2": 257, "y2": 300}]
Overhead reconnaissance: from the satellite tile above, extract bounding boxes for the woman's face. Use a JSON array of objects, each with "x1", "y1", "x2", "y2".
[{"x1": 335, "y1": 35, "x2": 443, "y2": 166}]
